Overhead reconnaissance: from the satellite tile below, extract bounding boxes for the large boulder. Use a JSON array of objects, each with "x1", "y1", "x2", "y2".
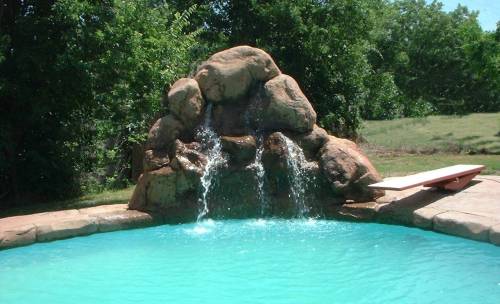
[
  {"x1": 145, "y1": 114, "x2": 186, "y2": 151},
  {"x1": 319, "y1": 136, "x2": 384, "y2": 202},
  {"x1": 260, "y1": 74, "x2": 316, "y2": 133},
  {"x1": 130, "y1": 46, "x2": 384, "y2": 220},
  {"x1": 195, "y1": 46, "x2": 281, "y2": 103},
  {"x1": 221, "y1": 135, "x2": 256, "y2": 166},
  {"x1": 131, "y1": 140, "x2": 207, "y2": 221},
  {"x1": 261, "y1": 132, "x2": 306, "y2": 194},
  {"x1": 262, "y1": 132, "x2": 288, "y2": 172},
  {"x1": 143, "y1": 149, "x2": 170, "y2": 173},
  {"x1": 129, "y1": 166, "x2": 199, "y2": 222},
  {"x1": 289, "y1": 124, "x2": 329, "y2": 159},
  {"x1": 170, "y1": 140, "x2": 207, "y2": 176},
  {"x1": 212, "y1": 102, "x2": 251, "y2": 136},
  {"x1": 168, "y1": 78, "x2": 205, "y2": 129}
]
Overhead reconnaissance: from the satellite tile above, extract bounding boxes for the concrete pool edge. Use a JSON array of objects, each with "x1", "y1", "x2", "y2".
[
  {"x1": 0, "y1": 204, "x2": 159, "y2": 250},
  {"x1": 1, "y1": 175, "x2": 499, "y2": 250},
  {"x1": 338, "y1": 175, "x2": 500, "y2": 246}
]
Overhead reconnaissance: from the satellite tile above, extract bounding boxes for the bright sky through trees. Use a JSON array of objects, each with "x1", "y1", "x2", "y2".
[{"x1": 437, "y1": 0, "x2": 499, "y2": 30}]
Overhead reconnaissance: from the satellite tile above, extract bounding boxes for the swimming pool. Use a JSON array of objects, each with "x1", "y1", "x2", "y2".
[{"x1": 1, "y1": 219, "x2": 499, "y2": 303}]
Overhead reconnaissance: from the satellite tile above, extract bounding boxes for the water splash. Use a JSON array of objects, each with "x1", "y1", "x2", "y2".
[
  {"x1": 247, "y1": 218, "x2": 268, "y2": 228},
  {"x1": 282, "y1": 135, "x2": 314, "y2": 217},
  {"x1": 184, "y1": 219, "x2": 217, "y2": 236},
  {"x1": 196, "y1": 103, "x2": 226, "y2": 221}
]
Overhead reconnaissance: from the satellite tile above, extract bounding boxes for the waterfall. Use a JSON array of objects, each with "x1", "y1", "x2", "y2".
[
  {"x1": 282, "y1": 135, "x2": 312, "y2": 218},
  {"x1": 248, "y1": 134, "x2": 267, "y2": 216},
  {"x1": 244, "y1": 98, "x2": 268, "y2": 217},
  {"x1": 196, "y1": 103, "x2": 226, "y2": 221}
]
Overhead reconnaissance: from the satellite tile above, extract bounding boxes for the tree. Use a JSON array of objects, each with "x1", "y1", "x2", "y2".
[
  {"x1": 53, "y1": 0, "x2": 201, "y2": 190},
  {"x1": 461, "y1": 27, "x2": 500, "y2": 113},
  {"x1": 0, "y1": 0, "x2": 200, "y2": 204},
  {"x1": 180, "y1": 0, "x2": 401, "y2": 137},
  {"x1": 1, "y1": 0, "x2": 90, "y2": 202},
  {"x1": 371, "y1": 0, "x2": 499, "y2": 115}
]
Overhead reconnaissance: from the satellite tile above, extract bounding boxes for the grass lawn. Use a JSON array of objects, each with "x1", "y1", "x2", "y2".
[
  {"x1": 360, "y1": 112, "x2": 500, "y2": 154},
  {"x1": 361, "y1": 112, "x2": 500, "y2": 177},
  {"x1": 368, "y1": 153, "x2": 500, "y2": 177},
  {"x1": 0, "y1": 186, "x2": 135, "y2": 218}
]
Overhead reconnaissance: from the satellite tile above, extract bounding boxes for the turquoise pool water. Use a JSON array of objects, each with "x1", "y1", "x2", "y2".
[{"x1": 1, "y1": 219, "x2": 499, "y2": 303}]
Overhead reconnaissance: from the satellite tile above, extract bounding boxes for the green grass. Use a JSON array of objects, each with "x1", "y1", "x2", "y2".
[
  {"x1": 361, "y1": 112, "x2": 500, "y2": 177},
  {"x1": 360, "y1": 113, "x2": 500, "y2": 154},
  {"x1": 368, "y1": 153, "x2": 500, "y2": 177},
  {"x1": 0, "y1": 186, "x2": 135, "y2": 218}
]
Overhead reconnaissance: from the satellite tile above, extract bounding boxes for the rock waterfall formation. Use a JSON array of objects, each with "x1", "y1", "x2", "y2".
[{"x1": 129, "y1": 46, "x2": 384, "y2": 222}]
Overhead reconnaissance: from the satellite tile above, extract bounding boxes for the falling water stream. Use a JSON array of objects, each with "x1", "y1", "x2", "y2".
[
  {"x1": 244, "y1": 98, "x2": 269, "y2": 217},
  {"x1": 196, "y1": 103, "x2": 312, "y2": 220},
  {"x1": 248, "y1": 134, "x2": 267, "y2": 216},
  {"x1": 196, "y1": 103, "x2": 226, "y2": 221},
  {"x1": 282, "y1": 135, "x2": 313, "y2": 217}
]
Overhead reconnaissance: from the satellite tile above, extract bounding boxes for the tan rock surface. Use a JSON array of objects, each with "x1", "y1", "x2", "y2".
[
  {"x1": 195, "y1": 46, "x2": 280, "y2": 103},
  {"x1": 290, "y1": 124, "x2": 329, "y2": 159},
  {"x1": 145, "y1": 114, "x2": 185, "y2": 151},
  {"x1": 0, "y1": 204, "x2": 154, "y2": 250},
  {"x1": 143, "y1": 149, "x2": 170, "y2": 173},
  {"x1": 433, "y1": 211, "x2": 498, "y2": 242},
  {"x1": 261, "y1": 74, "x2": 316, "y2": 133},
  {"x1": 413, "y1": 207, "x2": 446, "y2": 229},
  {"x1": 36, "y1": 216, "x2": 98, "y2": 242},
  {"x1": 221, "y1": 135, "x2": 256, "y2": 165},
  {"x1": 0, "y1": 224, "x2": 37, "y2": 248},
  {"x1": 168, "y1": 78, "x2": 205, "y2": 129},
  {"x1": 343, "y1": 175, "x2": 500, "y2": 245},
  {"x1": 320, "y1": 135, "x2": 384, "y2": 202}
]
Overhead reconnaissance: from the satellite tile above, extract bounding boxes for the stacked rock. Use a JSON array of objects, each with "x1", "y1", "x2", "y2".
[{"x1": 129, "y1": 46, "x2": 383, "y2": 221}]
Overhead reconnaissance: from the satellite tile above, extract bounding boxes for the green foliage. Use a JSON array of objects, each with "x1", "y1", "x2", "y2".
[
  {"x1": 363, "y1": 72, "x2": 403, "y2": 120},
  {"x1": 0, "y1": 0, "x2": 200, "y2": 204},
  {"x1": 1, "y1": 0, "x2": 498, "y2": 205},
  {"x1": 182, "y1": 0, "x2": 400, "y2": 137},
  {"x1": 53, "y1": 0, "x2": 201, "y2": 190},
  {"x1": 372, "y1": 0, "x2": 499, "y2": 115},
  {"x1": 1, "y1": 0, "x2": 91, "y2": 201},
  {"x1": 178, "y1": 0, "x2": 499, "y2": 131}
]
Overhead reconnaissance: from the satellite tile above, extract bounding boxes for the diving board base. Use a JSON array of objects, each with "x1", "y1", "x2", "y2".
[{"x1": 423, "y1": 172, "x2": 479, "y2": 191}]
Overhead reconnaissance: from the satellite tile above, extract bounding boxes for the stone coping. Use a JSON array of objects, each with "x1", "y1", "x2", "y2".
[
  {"x1": 0, "y1": 204, "x2": 156, "y2": 250},
  {"x1": 2, "y1": 175, "x2": 499, "y2": 250},
  {"x1": 339, "y1": 175, "x2": 500, "y2": 246}
]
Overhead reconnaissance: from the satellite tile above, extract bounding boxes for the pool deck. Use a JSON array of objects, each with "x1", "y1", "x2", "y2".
[
  {"x1": 339, "y1": 175, "x2": 500, "y2": 245},
  {"x1": 1, "y1": 175, "x2": 499, "y2": 250},
  {"x1": 0, "y1": 204, "x2": 156, "y2": 250}
]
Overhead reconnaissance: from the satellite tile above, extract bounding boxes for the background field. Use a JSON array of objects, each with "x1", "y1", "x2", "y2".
[
  {"x1": 361, "y1": 113, "x2": 500, "y2": 154},
  {"x1": 360, "y1": 113, "x2": 500, "y2": 176}
]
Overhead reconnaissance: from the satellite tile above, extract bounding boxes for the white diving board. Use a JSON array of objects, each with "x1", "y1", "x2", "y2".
[{"x1": 369, "y1": 164, "x2": 485, "y2": 191}]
